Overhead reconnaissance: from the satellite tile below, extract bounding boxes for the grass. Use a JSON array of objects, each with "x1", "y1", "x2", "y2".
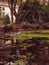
[
  {"x1": 22, "y1": 30, "x2": 49, "y2": 33},
  {"x1": 0, "y1": 30, "x2": 49, "y2": 40},
  {"x1": 15, "y1": 30, "x2": 49, "y2": 40},
  {"x1": 16, "y1": 33, "x2": 49, "y2": 40}
]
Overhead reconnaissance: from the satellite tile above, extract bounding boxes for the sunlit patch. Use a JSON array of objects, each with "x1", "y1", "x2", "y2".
[
  {"x1": 22, "y1": 0, "x2": 26, "y2": 3},
  {"x1": 6, "y1": 62, "x2": 14, "y2": 65}
]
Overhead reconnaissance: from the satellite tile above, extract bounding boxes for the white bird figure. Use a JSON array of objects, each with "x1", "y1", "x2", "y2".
[{"x1": 16, "y1": 31, "x2": 21, "y2": 35}]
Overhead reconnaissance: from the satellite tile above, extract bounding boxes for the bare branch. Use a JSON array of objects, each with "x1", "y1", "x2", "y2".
[{"x1": 14, "y1": 0, "x2": 17, "y2": 8}]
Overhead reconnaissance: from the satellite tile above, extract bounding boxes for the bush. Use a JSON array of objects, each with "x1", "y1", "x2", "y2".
[
  {"x1": 42, "y1": 4, "x2": 49, "y2": 13},
  {"x1": 3, "y1": 15, "x2": 10, "y2": 25}
]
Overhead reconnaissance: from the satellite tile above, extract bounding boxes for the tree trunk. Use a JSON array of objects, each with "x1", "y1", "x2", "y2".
[
  {"x1": 11, "y1": 9, "x2": 13, "y2": 23},
  {"x1": 11, "y1": 1, "x2": 13, "y2": 23}
]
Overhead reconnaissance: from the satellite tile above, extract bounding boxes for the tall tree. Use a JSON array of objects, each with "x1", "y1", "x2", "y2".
[{"x1": 7, "y1": 0, "x2": 22, "y2": 23}]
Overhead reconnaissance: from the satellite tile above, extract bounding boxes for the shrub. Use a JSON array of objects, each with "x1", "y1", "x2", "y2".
[{"x1": 3, "y1": 15, "x2": 10, "y2": 25}]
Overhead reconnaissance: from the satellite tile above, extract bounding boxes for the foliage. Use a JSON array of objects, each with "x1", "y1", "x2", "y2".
[
  {"x1": 29, "y1": 0, "x2": 34, "y2": 2},
  {"x1": 6, "y1": 0, "x2": 49, "y2": 25},
  {"x1": 27, "y1": 0, "x2": 40, "y2": 3},
  {"x1": 3, "y1": 15, "x2": 10, "y2": 25},
  {"x1": 42, "y1": 4, "x2": 49, "y2": 13},
  {"x1": 18, "y1": 0, "x2": 49, "y2": 24}
]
